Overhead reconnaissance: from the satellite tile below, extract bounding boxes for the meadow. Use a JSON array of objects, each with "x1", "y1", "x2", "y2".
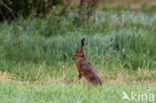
[{"x1": 0, "y1": 5, "x2": 156, "y2": 103}]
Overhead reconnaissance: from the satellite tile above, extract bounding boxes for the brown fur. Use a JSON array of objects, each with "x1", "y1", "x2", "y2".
[{"x1": 73, "y1": 38, "x2": 104, "y2": 85}]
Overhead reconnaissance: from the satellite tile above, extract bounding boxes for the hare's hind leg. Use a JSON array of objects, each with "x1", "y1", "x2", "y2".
[{"x1": 86, "y1": 79, "x2": 90, "y2": 86}]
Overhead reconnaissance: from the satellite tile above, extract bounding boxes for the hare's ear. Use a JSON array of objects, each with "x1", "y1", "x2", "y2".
[
  {"x1": 81, "y1": 38, "x2": 86, "y2": 58},
  {"x1": 81, "y1": 38, "x2": 85, "y2": 48}
]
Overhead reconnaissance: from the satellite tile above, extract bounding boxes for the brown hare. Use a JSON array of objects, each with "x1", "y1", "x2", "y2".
[{"x1": 73, "y1": 38, "x2": 103, "y2": 85}]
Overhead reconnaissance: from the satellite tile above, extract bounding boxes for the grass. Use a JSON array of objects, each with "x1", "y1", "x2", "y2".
[
  {"x1": 0, "y1": 82, "x2": 156, "y2": 103},
  {"x1": 0, "y1": 6, "x2": 156, "y2": 103},
  {"x1": 0, "y1": 11, "x2": 156, "y2": 69}
]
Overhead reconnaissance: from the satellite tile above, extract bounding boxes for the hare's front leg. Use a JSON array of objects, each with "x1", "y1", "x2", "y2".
[{"x1": 78, "y1": 73, "x2": 82, "y2": 80}]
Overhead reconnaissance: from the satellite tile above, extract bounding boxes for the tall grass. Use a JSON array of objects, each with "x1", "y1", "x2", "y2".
[{"x1": 0, "y1": 11, "x2": 156, "y2": 81}]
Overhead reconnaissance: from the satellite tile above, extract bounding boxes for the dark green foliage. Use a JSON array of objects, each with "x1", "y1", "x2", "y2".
[
  {"x1": 53, "y1": 0, "x2": 62, "y2": 5},
  {"x1": 141, "y1": 5, "x2": 156, "y2": 12},
  {"x1": 0, "y1": 0, "x2": 62, "y2": 21}
]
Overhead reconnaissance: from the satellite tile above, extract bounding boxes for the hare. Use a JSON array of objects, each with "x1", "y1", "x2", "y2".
[{"x1": 73, "y1": 38, "x2": 103, "y2": 85}]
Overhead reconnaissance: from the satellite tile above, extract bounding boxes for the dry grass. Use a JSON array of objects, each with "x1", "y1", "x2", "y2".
[
  {"x1": 1, "y1": 68, "x2": 155, "y2": 86},
  {"x1": 73, "y1": 0, "x2": 156, "y2": 10},
  {"x1": 0, "y1": 71, "x2": 13, "y2": 82}
]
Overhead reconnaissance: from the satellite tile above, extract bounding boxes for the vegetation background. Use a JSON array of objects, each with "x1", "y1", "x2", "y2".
[{"x1": 0, "y1": 0, "x2": 156, "y2": 103}]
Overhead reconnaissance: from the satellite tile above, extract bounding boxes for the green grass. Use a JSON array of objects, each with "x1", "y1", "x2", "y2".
[
  {"x1": 0, "y1": 82, "x2": 155, "y2": 103},
  {"x1": 0, "y1": 11, "x2": 156, "y2": 71}
]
